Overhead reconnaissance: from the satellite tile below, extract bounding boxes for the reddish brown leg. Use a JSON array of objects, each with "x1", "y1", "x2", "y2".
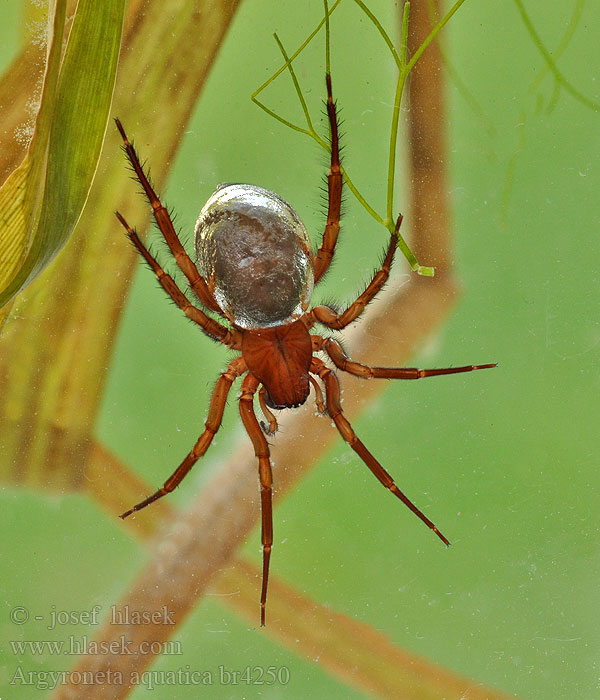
[
  {"x1": 313, "y1": 73, "x2": 342, "y2": 284},
  {"x1": 120, "y1": 357, "x2": 246, "y2": 519},
  {"x1": 312, "y1": 216, "x2": 402, "y2": 329},
  {"x1": 318, "y1": 336, "x2": 497, "y2": 379},
  {"x1": 115, "y1": 119, "x2": 222, "y2": 315},
  {"x1": 115, "y1": 212, "x2": 239, "y2": 348},
  {"x1": 239, "y1": 374, "x2": 274, "y2": 626},
  {"x1": 311, "y1": 357, "x2": 450, "y2": 546}
]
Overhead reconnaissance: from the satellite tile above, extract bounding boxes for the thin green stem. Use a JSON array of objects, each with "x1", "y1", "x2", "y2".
[
  {"x1": 500, "y1": 0, "x2": 589, "y2": 225},
  {"x1": 513, "y1": 0, "x2": 600, "y2": 113},
  {"x1": 405, "y1": 0, "x2": 467, "y2": 75},
  {"x1": 425, "y1": 0, "x2": 496, "y2": 139},
  {"x1": 251, "y1": 97, "x2": 311, "y2": 137},
  {"x1": 273, "y1": 33, "x2": 314, "y2": 134},
  {"x1": 251, "y1": 0, "x2": 342, "y2": 104},
  {"x1": 400, "y1": 1, "x2": 410, "y2": 70},
  {"x1": 351, "y1": 0, "x2": 401, "y2": 69},
  {"x1": 386, "y1": 71, "x2": 407, "y2": 225},
  {"x1": 543, "y1": 0, "x2": 585, "y2": 114},
  {"x1": 385, "y1": 2, "x2": 411, "y2": 225},
  {"x1": 341, "y1": 166, "x2": 383, "y2": 223},
  {"x1": 269, "y1": 3, "x2": 381, "y2": 223},
  {"x1": 302, "y1": 120, "x2": 383, "y2": 222}
]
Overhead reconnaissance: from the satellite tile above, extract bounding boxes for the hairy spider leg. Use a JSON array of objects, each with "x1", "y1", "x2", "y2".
[
  {"x1": 313, "y1": 73, "x2": 342, "y2": 284},
  {"x1": 310, "y1": 357, "x2": 450, "y2": 546},
  {"x1": 114, "y1": 212, "x2": 239, "y2": 347},
  {"x1": 239, "y1": 373, "x2": 274, "y2": 626},
  {"x1": 114, "y1": 118, "x2": 222, "y2": 315},
  {"x1": 120, "y1": 357, "x2": 247, "y2": 519},
  {"x1": 311, "y1": 215, "x2": 402, "y2": 330},
  {"x1": 318, "y1": 336, "x2": 498, "y2": 379}
]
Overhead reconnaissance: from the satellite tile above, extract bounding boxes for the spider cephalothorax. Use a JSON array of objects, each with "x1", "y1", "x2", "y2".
[{"x1": 115, "y1": 73, "x2": 494, "y2": 626}]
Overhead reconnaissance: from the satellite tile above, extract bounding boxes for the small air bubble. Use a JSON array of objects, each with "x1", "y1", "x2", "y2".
[{"x1": 14, "y1": 122, "x2": 35, "y2": 147}]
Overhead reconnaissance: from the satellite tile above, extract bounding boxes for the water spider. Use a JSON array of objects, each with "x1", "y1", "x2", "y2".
[{"x1": 114, "y1": 74, "x2": 495, "y2": 626}]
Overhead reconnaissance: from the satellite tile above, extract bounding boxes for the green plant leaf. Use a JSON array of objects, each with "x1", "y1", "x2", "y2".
[{"x1": 0, "y1": 0, "x2": 125, "y2": 310}]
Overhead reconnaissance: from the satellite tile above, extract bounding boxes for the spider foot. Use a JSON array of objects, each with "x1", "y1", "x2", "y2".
[
  {"x1": 119, "y1": 487, "x2": 168, "y2": 519},
  {"x1": 260, "y1": 419, "x2": 277, "y2": 437}
]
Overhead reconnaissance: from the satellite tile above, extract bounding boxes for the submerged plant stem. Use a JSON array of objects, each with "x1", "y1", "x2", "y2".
[{"x1": 253, "y1": 0, "x2": 467, "y2": 277}]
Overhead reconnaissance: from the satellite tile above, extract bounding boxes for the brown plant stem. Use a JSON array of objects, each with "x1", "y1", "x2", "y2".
[
  {"x1": 405, "y1": 0, "x2": 452, "y2": 272},
  {"x1": 217, "y1": 558, "x2": 517, "y2": 700},
  {"x1": 0, "y1": 0, "x2": 242, "y2": 490},
  {"x1": 88, "y1": 444, "x2": 517, "y2": 700}
]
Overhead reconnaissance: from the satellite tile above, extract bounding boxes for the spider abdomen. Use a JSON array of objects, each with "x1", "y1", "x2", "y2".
[
  {"x1": 241, "y1": 320, "x2": 312, "y2": 410},
  {"x1": 194, "y1": 184, "x2": 314, "y2": 330}
]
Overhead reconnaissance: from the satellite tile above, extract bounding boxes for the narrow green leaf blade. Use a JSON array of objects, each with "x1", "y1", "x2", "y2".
[{"x1": 0, "y1": 0, "x2": 125, "y2": 307}]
